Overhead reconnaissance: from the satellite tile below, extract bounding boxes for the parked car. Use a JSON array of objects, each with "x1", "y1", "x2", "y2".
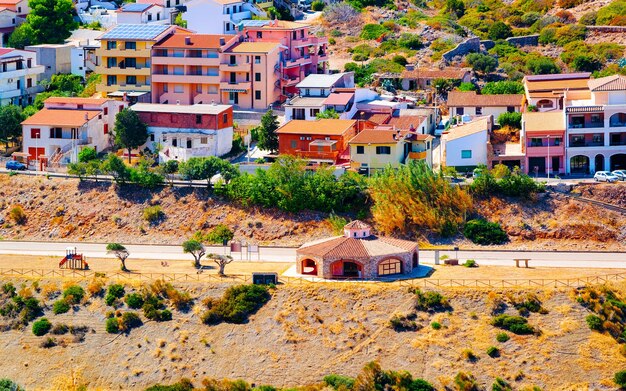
[
  {"x1": 612, "y1": 170, "x2": 626, "y2": 181},
  {"x1": 5, "y1": 160, "x2": 26, "y2": 170},
  {"x1": 594, "y1": 171, "x2": 618, "y2": 183}
]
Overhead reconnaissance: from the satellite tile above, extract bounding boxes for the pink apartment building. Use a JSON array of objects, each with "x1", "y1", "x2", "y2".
[
  {"x1": 522, "y1": 111, "x2": 565, "y2": 176},
  {"x1": 240, "y1": 19, "x2": 329, "y2": 97}
]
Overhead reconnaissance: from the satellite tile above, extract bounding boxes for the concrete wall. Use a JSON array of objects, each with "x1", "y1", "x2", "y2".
[{"x1": 444, "y1": 129, "x2": 488, "y2": 168}]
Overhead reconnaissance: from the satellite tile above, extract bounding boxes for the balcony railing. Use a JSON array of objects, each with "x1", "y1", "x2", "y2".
[
  {"x1": 569, "y1": 141, "x2": 604, "y2": 147},
  {"x1": 568, "y1": 121, "x2": 604, "y2": 129}
]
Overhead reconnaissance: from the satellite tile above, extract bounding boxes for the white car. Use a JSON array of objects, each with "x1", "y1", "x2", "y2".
[
  {"x1": 612, "y1": 170, "x2": 626, "y2": 181},
  {"x1": 594, "y1": 171, "x2": 618, "y2": 183}
]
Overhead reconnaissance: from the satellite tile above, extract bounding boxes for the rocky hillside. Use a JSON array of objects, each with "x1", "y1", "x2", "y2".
[{"x1": 0, "y1": 278, "x2": 625, "y2": 390}]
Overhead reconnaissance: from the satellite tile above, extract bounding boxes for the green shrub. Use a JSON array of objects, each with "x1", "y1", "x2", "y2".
[
  {"x1": 492, "y1": 377, "x2": 512, "y2": 391},
  {"x1": 463, "y1": 259, "x2": 477, "y2": 268},
  {"x1": 482, "y1": 81, "x2": 524, "y2": 95},
  {"x1": 143, "y1": 205, "x2": 164, "y2": 224},
  {"x1": 105, "y1": 317, "x2": 119, "y2": 333},
  {"x1": 78, "y1": 147, "x2": 97, "y2": 162},
  {"x1": 52, "y1": 300, "x2": 70, "y2": 314},
  {"x1": 202, "y1": 284, "x2": 270, "y2": 325},
  {"x1": 397, "y1": 33, "x2": 422, "y2": 50},
  {"x1": 389, "y1": 313, "x2": 419, "y2": 331},
  {"x1": 486, "y1": 346, "x2": 500, "y2": 357},
  {"x1": 145, "y1": 379, "x2": 194, "y2": 391},
  {"x1": 526, "y1": 56, "x2": 560, "y2": 74},
  {"x1": 125, "y1": 293, "x2": 144, "y2": 309},
  {"x1": 579, "y1": 11, "x2": 597, "y2": 25},
  {"x1": 464, "y1": 219, "x2": 508, "y2": 245},
  {"x1": 2, "y1": 282, "x2": 16, "y2": 297},
  {"x1": 311, "y1": 0, "x2": 324, "y2": 10},
  {"x1": 51, "y1": 323, "x2": 69, "y2": 335},
  {"x1": 498, "y1": 112, "x2": 522, "y2": 129},
  {"x1": 204, "y1": 224, "x2": 234, "y2": 244},
  {"x1": 488, "y1": 21, "x2": 512, "y2": 40},
  {"x1": 0, "y1": 379, "x2": 22, "y2": 391},
  {"x1": 615, "y1": 370, "x2": 626, "y2": 388},
  {"x1": 32, "y1": 318, "x2": 52, "y2": 336},
  {"x1": 105, "y1": 284, "x2": 125, "y2": 306},
  {"x1": 9, "y1": 206, "x2": 26, "y2": 225},
  {"x1": 431, "y1": 321, "x2": 442, "y2": 330},
  {"x1": 360, "y1": 24, "x2": 388, "y2": 40},
  {"x1": 597, "y1": 1, "x2": 626, "y2": 25},
  {"x1": 496, "y1": 332, "x2": 510, "y2": 342},
  {"x1": 454, "y1": 372, "x2": 478, "y2": 391},
  {"x1": 586, "y1": 314, "x2": 603, "y2": 331},
  {"x1": 324, "y1": 374, "x2": 355, "y2": 390},
  {"x1": 492, "y1": 314, "x2": 535, "y2": 335},
  {"x1": 62, "y1": 285, "x2": 85, "y2": 304},
  {"x1": 120, "y1": 312, "x2": 142, "y2": 331},
  {"x1": 414, "y1": 289, "x2": 451, "y2": 312},
  {"x1": 329, "y1": 37, "x2": 336, "y2": 45}
]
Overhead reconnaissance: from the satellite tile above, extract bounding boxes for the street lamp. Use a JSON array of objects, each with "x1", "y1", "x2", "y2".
[
  {"x1": 367, "y1": 142, "x2": 371, "y2": 177},
  {"x1": 547, "y1": 134, "x2": 551, "y2": 179}
]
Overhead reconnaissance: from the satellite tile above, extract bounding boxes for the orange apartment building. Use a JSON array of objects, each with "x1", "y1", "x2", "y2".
[
  {"x1": 240, "y1": 19, "x2": 329, "y2": 97},
  {"x1": 276, "y1": 119, "x2": 360, "y2": 164}
]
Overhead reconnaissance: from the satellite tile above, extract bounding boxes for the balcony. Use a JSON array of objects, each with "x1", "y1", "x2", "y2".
[
  {"x1": 526, "y1": 144, "x2": 565, "y2": 156},
  {"x1": 568, "y1": 121, "x2": 604, "y2": 129},
  {"x1": 101, "y1": 47, "x2": 151, "y2": 58},
  {"x1": 569, "y1": 141, "x2": 604, "y2": 148},
  {"x1": 406, "y1": 151, "x2": 427, "y2": 161},
  {"x1": 0, "y1": 65, "x2": 45, "y2": 79},
  {"x1": 292, "y1": 149, "x2": 338, "y2": 161},
  {"x1": 220, "y1": 81, "x2": 251, "y2": 91},
  {"x1": 219, "y1": 62, "x2": 250, "y2": 72},
  {"x1": 230, "y1": 10, "x2": 252, "y2": 21},
  {"x1": 281, "y1": 75, "x2": 299, "y2": 87},
  {"x1": 152, "y1": 73, "x2": 220, "y2": 84},
  {"x1": 283, "y1": 56, "x2": 312, "y2": 68},
  {"x1": 95, "y1": 65, "x2": 151, "y2": 76},
  {"x1": 152, "y1": 56, "x2": 220, "y2": 66}
]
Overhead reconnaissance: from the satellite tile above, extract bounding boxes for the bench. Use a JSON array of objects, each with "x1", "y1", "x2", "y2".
[{"x1": 514, "y1": 259, "x2": 530, "y2": 268}]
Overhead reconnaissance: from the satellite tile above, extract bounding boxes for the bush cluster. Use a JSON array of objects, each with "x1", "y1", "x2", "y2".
[
  {"x1": 143, "y1": 205, "x2": 164, "y2": 224},
  {"x1": 52, "y1": 300, "x2": 70, "y2": 315},
  {"x1": 0, "y1": 287, "x2": 42, "y2": 325},
  {"x1": 414, "y1": 289, "x2": 451, "y2": 312},
  {"x1": 492, "y1": 314, "x2": 535, "y2": 335},
  {"x1": 464, "y1": 219, "x2": 508, "y2": 245},
  {"x1": 389, "y1": 313, "x2": 420, "y2": 331},
  {"x1": 201, "y1": 285, "x2": 271, "y2": 325},
  {"x1": 62, "y1": 285, "x2": 85, "y2": 304},
  {"x1": 470, "y1": 166, "x2": 545, "y2": 199},
  {"x1": 105, "y1": 284, "x2": 125, "y2": 306},
  {"x1": 32, "y1": 318, "x2": 52, "y2": 336}
]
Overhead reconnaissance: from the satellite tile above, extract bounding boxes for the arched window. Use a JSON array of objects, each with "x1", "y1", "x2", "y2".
[
  {"x1": 537, "y1": 99, "x2": 554, "y2": 109},
  {"x1": 610, "y1": 113, "x2": 626, "y2": 127}
]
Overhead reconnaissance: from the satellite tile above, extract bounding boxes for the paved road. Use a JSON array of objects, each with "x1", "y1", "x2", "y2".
[{"x1": 0, "y1": 241, "x2": 624, "y2": 268}]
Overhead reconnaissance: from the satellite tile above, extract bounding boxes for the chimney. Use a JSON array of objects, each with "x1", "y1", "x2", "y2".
[
  {"x1": 185, "y1": 36, "x2": 192, "y2": 45},
  {"x1": 219, "y1": 37, "x2": 225, "y2": 46}
]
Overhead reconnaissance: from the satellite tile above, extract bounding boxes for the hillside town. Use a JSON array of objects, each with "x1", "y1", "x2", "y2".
[{"x1": 0, "y1": 0, "x2": 626, "y2": 389}]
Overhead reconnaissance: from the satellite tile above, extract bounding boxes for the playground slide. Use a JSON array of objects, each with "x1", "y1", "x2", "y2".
[{"x1": 59, "y1": 256, "x2": 68, "y2": 268}]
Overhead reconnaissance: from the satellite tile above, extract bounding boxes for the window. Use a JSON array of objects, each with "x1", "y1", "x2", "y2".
[
  {"x1": 591, "y1": 114, "x2": 602, "y2": 123},
  {"x1": 208, "y1": 85, "x2": 218, "y2": 94},
  {"x1": 27, "y1": 59, "x2": 31, "y2": 68},
  {"x1": 163, "y1": 84, "x2": 168, "y2": 92},
  {"x1": 254, "y1": 56, "x2": 261, "y2": 64},
  {"x1": 172, "y1": 138, "x2": 177, "y2": 147},
  {"x1": 256, "y1": 31, "x2": 262, "y2": 38},
  {"x1": 507, "y1": 106, "x2": 515, "y2": 113},
  {"x1": 230, "y1": 72, "x2": 236, "y2": 83},
  {"x1": 125, "y1": 58, "x2": 136, "y2": 68},
  {"x1": 26, "y1": 78, "x2": 32, "y2": 88},
  {"x1": 125, "y1": 41, "x2": 136, "y2": 50},
  {"x1": 186, "y1": 139, "x2": 192, "y2": 148},
  {"x1": 107, "y1": 75, "x2": 117, "y2": 86},
  {"x1": 49, "y1": 128, "x2": 62, "y2": 139},
  {"x1": 356, "y1": 145, "x2": 364, "y2": 154},
  {"x1": 223, "y1": 113, "x2": 228, "y2": 123},
  {"x1": 229, "y1": 55, "x2": 236, "y2": 65},
  {"x1": 290, "y1": 140, "x2": 297, "y2": 148},
  {"x1": 107, "y1": 41, "x2": 117, "y2": 50},
  {"x1": 30, "y1": 128, "x2": 41, "y2": 139},
  {"x1": 475, "y1": 106, "x2": 482, "y2": 115},
  {"x1": 200, "y1": 137, "x2": 208, "y2": 144},
  {"x1": 255, "y1": 72, "x2": 261, "y2": 82},
  {"x1": 570, "y1": 116, "x2": 585, "y2": 128},
  {"x1": 530, "y1": 138, "x2": 543, "y2": 147},
  {"x1": 107, "y1": 57, "x2": 117, "y2": 68},
  {"x1": 196, "y1": 114, "x2": 202, "y2": 124},
  {"x1": 150, "y1": 134, "x2": 155, "y2": 142},
  {"x1": 246, "y1": 73, "x2": 250, "y2": 82},
  {"x1": 196, "y1": 84, "x2": 202, "y2": 93},
  {"x1": 174, "y1": 84, "x2": 183, "y2": 93},
  {"x1": 310, "y1": 109, "x2": 319, "y2": 117},
  {"x1": 147, "y1": 13, "x2": 152, "y2": 21},
  {"x1": 592, "y1": 134, "x2": 603, "y2": 144},
  {"x1": 255, "y1": 90, "x2": 261, "y2": 100},
  {"x1": 461, "y1": 150, "x2": 472, "y2": 159},
  {"x1": 378, "y1": 258, "x2": 402, "y2": 276},
  {"x1": 173, "y1": 66, "x2": 184, "y2": 75},
  {"x1": 104, "y1": 124, "x2": 109, "y2": 134},
  {"x1": 103, "y1": 107, "x2": 108, "y2": 115},
  {"x1": 126, "y1": 75, "x2": 136, "y2": 85},
  {"x1": 376, "y1": 146, "x2": 391, "y2": 155},
  {"x1": 456, "y1": 107, "x2": 464, "y2": 115}
]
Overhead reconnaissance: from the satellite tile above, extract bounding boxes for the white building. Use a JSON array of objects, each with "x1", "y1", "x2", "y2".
[
  {"x1": 447, "y1": 91, "x2": 523, "y2": 125},
  {"x1": 0, "y1": 8, "x2": 20, "y2": 46},
  {"x1": 66, "y1": 29, "x2": 103, "y2": 78},
  {"x1": 183, "y1": 0, "x2": 264, "y2": 35},
  {"x1": 283, "y1": 72, "x2": 356, "y2": 121},
  {"x1": 117, "y1": 3, "x2": 168, "y2": 24},
  {"x1": 24, "y1": 44, "x2": 73, "y2": 81},
  {"x1": 21, "y1": 97, "x2": 128, "y2": 168},
  {"x1": 442, "y1": 115, "x2": 492, "y2": 170},
  {"x1": 0, "y1": 48, "x2": 44, "y2": 106},
  {"x1": 130, "y1": 103, "x2": 234, "y2": 162}
]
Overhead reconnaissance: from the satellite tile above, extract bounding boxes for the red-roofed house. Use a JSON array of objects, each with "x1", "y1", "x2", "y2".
[
  {"x1": 0, "y1": 0, "x2": 28, "y2": 17},
  {"x1": 21, "y1": 97, "x2": 128, "y2": 169},
  {"x1": 296, "y1": 220, "x2": 418, "y2": 279}
]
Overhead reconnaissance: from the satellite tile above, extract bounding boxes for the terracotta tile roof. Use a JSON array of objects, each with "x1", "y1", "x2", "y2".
[
  {"x1": 349, "y1": 129, "x2": 405, "y2": 145},
  {"x1": 322, "y1": 92, "x2": 354, "y2": 106},
  {"x1": 353, "y1": 112, "x2": 391, "y2": 124},
  {"x1": 444, "y1": 116, "x2": 490, "y2": 141},
  {"x1": 227, "y1": 41, "x2": 282, "y2": 53},
  {"x1": 155, "y1": 34, "x2": 227, "y2": 48},
  {"x1": 276, "y1": 119, "x2": 356, "y2": 136},
  {"x1": 22, "y1": 109, "x2": 100, "y2": 127},
  {"x1": 45, "y1": 97, "x2": 111, "y2": 105},
  {"x1": 524, "y1": 73, "x2": 591, "y2": 96},
  {"x1": 298, "y1": 235, "x2": 418, "y2": 259},
  {"x1": 588, "y1": 75, "x2": 626, "y2": 92},
  {"x1": 401, "y1": 67, "x2": 470, "y2": 80},
  {"x1": 523, "y1": 112, "x2": 564, "y2": 132},
  {"x1": 447, "y1": 91, "x2": 523, "y2": 107},
  {"x1": 387, "y1": 115, "x2": 427, "y2": 130},
  {"x1": 344, "y1": 220, "x2": 370, "y2": 229}
]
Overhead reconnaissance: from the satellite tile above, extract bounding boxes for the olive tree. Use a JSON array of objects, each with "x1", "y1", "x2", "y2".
[
  {"x1": 208, "y1": 253, "x2": 234, "y2": 275},
  {"x1": 106, "y1": 243, "x2": 130, "y2": 272},
  {"x1": 182, "y1": 240, "x2": 205, "y2": 269}
]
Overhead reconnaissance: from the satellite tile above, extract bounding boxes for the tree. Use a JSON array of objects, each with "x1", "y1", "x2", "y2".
[
  {"x1": 445, "y1": 0, "x2": 465, "y2": 18},
  {"x1": 466, "y1": 53, "x2": 498, "y2": 77},
  {"x1": 208, "y1": 253, "x2": 234, "y2": 275},
  {"x1": 432, "y1": 78, "x2": 457, "y2": 96},
  {"x1": 526, "y1": 56, "x2": 560, "y2": 75},
  {"x1": 179, "y1": 156, "x2": 222, "y2": 187},
  {"x1": 615, "y1": 370, "x2": 626, "y2": 388},
  {"x1": 25, "y1": 0, "x2": 77, "y2": 45},
  {"x1": 173, "y1": 12, "x2": 187, "y2": 28},
  {"x1": 78, "y1": 147, "x2": 97, "y2": 162},
  {"x1": 571, "y1": 54, "x2": 603, "y2": 72},
  {"x1": 498, "y1": 112, "x2": 522, "y2": 129},
  {"x1": 101, "y1": 153, "x2": 131, "y2": 184},
  {"x1": 0, "y1": 105, "x2": 24, "y2": 151},
  {"x1": 8, "y1": 23, "x2": 34, "y2": 49},
  {"x1": 182, "y1": 240, "x2": 205, "y2": 269},
  {"x1": 488, "y1": 21, "x2": 512, "y2": 40},
  {"x1": 397, "y1": 33, "x2": 422, "y2": 50},
  {"x1": 114, "y1": 109, "x2": 148, "y2": 163},
  {"x1": 481, "y1": 81, "x2": 525, "y2": 95},
  {"x1": 457, "y1": 82, "x2": 477, "y2": 92},
  {"x1": 47, "y1": 74, "x2": 84, "y2": 95},
  {"x1": 158, "y1": 160, "x2": 179, "y2": 186},
  {"x1": 257, "y1": 109, "x2": 279, "y2": 153},
  {"x1": 316, "y1": 108, "x2": 340, "y2": 119},
  {"x1": 106, "y1": 243, "x2": 130, "y2": 272}
]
